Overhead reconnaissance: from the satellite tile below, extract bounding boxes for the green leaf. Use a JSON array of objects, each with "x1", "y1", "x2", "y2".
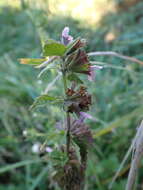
[
  {"x1": 50, "y1": 149, "x2": 67, "y2": 166},
  {"x1": 0, "y1": 159, "x2": 42, "y2": 174},
  {"x1": 19, "y1": 58, "x2": 46, "y2": 65},
  {"x1": 29, "y1": 165, "x2": 49, "y2": 190},
  {"x1": 67, "y1": 73, "x2": 83, "y2": 84},
  {"x1": 43, "y1": 40, "x2": 67, "y2": 56},
  {"x1": 30, "y1": 94, "x2": 63, "y2": 110}
]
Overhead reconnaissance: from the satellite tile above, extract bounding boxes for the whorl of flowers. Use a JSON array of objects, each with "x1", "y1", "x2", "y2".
[
  {"x1": 20, "y1": 26, "x2": 143, "y2": 190},
  {"x1": 19, "y1": 27, "x2": 103, "y2": 190}
]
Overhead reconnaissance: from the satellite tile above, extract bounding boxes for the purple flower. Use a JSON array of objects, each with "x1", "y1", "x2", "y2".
[
  {"x1": 88, "y1": 65, "x2": 103, "y2": 81},
  {"x1": 61, "y1": 27, "x2": 73, "y2": 45},
  {"x1": 73, "y1": 112, "x2": 96, "y2": 126},
  {"x1": 45, "y1": 146, "x2": 53, "y2": 153},
  {"x1": 71, "y1": 118, "x2": 93, "y2": 145},
  {"x1": 79, "y1": 112, "x2": 97, "y2": 122}
]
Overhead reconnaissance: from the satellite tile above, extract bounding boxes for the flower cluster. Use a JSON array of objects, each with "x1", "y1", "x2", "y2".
[
  {"x1": 20, "y1": 26, "x2": 103, "y2": 190},
  {"x1": 61, "y1": 27, "x2": 102, "y2": 81},
  {"x1": 20, "y1": 25, "x2": 143, "y2": 190},
  {"x1": 65, "y1": 86, "x2": 91, "y2": 114}
]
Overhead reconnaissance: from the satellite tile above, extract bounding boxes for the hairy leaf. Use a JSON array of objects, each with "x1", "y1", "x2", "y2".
[
  {"x1": 50, "y1": 148, "x2": 68, "y2": 167},
  {"x1": 30, "y1": 94, "x2": 63, "y2": 110},
  {"x1": 43, "y1": 40, "x2": 67, "y2": 56},
  {"x1": 67, "y1": 73, "x2": 83, "y2": 84},
  {"x1": 19, "y1": 58, "x2": 46, "y2": 65}
]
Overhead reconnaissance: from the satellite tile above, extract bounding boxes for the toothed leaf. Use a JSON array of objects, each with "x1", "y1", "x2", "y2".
[
  {"x1": 67, "y1": 73, "x2": 83, "y2": 84},
  {"x1": 30, "y1": 94, "x2": 63, "y2": 110},
  {"x1": 43, "y1": 40, "x2": 67, "y2": 56}
]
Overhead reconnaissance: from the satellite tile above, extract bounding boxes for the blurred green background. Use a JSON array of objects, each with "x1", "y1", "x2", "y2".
[{"x1": 0, "y1": 0, "x2": 143, "y2": 189}]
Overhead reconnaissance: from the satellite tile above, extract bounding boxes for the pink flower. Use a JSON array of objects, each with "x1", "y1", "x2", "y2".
[
  {"x1": 88, "y1": 65, "x2": 103, "y2": 81},
  {"x1": 71, "y1": 118, "x2": 93, "y2": 144},
  {"x1": 45, "y1": 147, "x2": 53, "y2": 153},
  {"x1": 61, "y1": 27, "x2": 73, "y2": 45},
  {"x1": 79, "y1": 112, "x2": 97, "y2": 122},
  {"x1": 74, "y1": 112, "x2": 96, "y2": 126}
]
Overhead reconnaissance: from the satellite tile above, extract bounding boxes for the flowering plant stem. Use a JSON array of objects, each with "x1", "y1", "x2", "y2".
[
  {"x1": 19, "y1": 26, "x2": 143, "y2": 190},
  {"x1": 62, "y1": 71, "x2": 71, "y2": 157},
  {"x1": 66, "y1": 112, "x2": 71, "y2": 157}
]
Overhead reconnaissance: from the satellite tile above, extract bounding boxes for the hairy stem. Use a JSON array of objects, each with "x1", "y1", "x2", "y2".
[
  {"x1": 66, "y1": 112, "x2": 71, "y2": 156},
  {"x1": 62, "y1": 71, "x2": 71, "y2": 157}
]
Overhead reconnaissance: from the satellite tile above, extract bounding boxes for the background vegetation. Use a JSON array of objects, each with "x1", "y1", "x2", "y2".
[{"x1": 0, "y1": 0, "x2": 143, "y2": 189}]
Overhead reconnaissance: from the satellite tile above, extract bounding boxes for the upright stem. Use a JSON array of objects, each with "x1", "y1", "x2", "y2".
[
  {"x1": 66, "y1": 112, "x2": 71, "y2": 156},
  {"x1": 62, "y1": 71, "x2": 71, "y2": 157}
]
